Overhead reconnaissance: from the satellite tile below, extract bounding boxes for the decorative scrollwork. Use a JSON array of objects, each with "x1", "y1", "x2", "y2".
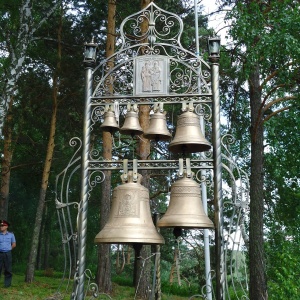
[
  {"x1": 188, "y1": 294, "x2": 205, "y2": 299},
  {"x1": 120, "y1": 3, "x2": 183, "y2": 47},
  {"x1": 91, "y1": 106, "x2": 105, "y2": 123},
  {"x1": 221, "y1": 133, "x2": 235, "y2": 146},
  {"x1": 195, "y1": 103, "x2": 212, "y2": 121},
  {"x1": 69, "y1": 136, "x2": 82, "y2": 150},
  {"x1": 55, "y1": 199, "x2": 78, "y2": 209},
  {"x1": 91, "y1": 95, "x2": 212, "y2": 106},
  {"x1": 89, "y1": 148, "x2": 103, "y2": 160},
  {"x1": 89, "y1": 171, "x2": 105, "y2": 189},
  {"x1": 221, "y1": 148, "x2": 250, "y2": 300},
  {"x1": 221, "y1": 134, "x2": 236, "y2": 157},
  {"x1": 83, "y1": 269, "x2": 113, "y2": 299},
  {"x1": 91, "y1": 2, "x2": 211, "y2": 99},
  {"x1": 193, "y1": 150, "x2": 213, "y2": 161},
  {"x1": 86, "y1": 283, "x2": 99, "y2": 299},
  {"x1": 88, "y1": 159, "x2": 213, "y2": 171},
  {"x1": 195, "y1": 169, "x2": 213, "y2": 187}
]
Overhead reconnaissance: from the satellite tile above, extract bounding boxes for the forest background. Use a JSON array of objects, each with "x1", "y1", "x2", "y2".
[{"x1": 0, "y1": 0, "x2": 299, "y2": 299}]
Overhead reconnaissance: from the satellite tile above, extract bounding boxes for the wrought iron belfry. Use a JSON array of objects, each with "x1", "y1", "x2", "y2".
[
  {"x1": 54, "y1": 3, "x2": 250, "y2": 300},
  {"x1": 80, "y1": 3, "x2": 214, "y2": 299}
]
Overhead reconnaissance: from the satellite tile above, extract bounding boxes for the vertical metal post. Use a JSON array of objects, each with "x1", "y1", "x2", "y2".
[
  {"x1": 74, "y1": 41, "x2": 97, "y2": 300},
  {"x1": 152, "y1": 213, "x2": 161, "y2": 300},
  {"x1": 209, "y1": 39, "x2": 224, "y2": 300},
  {"x1": 194, "y1": 2, "x2": 213, "y2": 298}
]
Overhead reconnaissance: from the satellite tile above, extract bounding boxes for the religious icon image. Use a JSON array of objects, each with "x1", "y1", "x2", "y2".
[
  {"x1": 118, "y1": 193, "x2": 137, "y2": 216},
  {"x1": 134, "y1": 56, "x2": 168, "y2": 96},
  {"x1": 151, "y1": 61, "x2": 161, "y2": 91},
  {"x1": 141, "y1": 61, "x2": 161, "y2": 92},
  {"x1": 141, "y1": 62, "x2": 152, "y2": 92}
]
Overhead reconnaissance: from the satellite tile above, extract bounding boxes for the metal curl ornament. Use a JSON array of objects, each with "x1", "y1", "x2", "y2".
[
  {"x1": 89, "y1": 171, "x2": 105, "y2": 189},
  {"x1": 195, "y1": 103, "x2": 212, "y2": 121},
  {"x1": 221, "y1": 133, "x2": 236, "y2": 156},
  {"x1": 69, "y1": 137, "x2": 82, "y2": 149},
  {"x1": 89, "y1": 149, "x2": 103, "y2": 160},
  {"x1": 195, "y1": 169, "x2": 213, "y2": 188},
  {"x1": 91, "y1": 106, "x2": 105, "y2": 123}
]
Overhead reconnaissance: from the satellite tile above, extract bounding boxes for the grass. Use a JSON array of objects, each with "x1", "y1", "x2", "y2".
[
  {"x1": 0, "y1": 272, "x2": 200, "y2": 300},
  {"x1": 0, "y1": 273, "x2": 64, "y2": 300}
]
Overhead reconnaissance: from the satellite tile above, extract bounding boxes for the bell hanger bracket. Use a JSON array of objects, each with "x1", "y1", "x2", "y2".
[
  {"x1": 121, "y1": 158, "x2": 138, "y2": 182},
  {"x1": 123, "y1": 159, "x2": 128, "y2": 182},
  {"x1": 133, "y1": 159, "x2": 138, "y2": 182}
]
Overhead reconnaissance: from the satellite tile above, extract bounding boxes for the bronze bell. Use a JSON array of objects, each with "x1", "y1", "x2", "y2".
[
  {"x1": 100, "y1": 110, "x2": 119, "y2": 132},
  {"x1": 157, "y1": 170, "x2": 214, "y2": 229},
  {"x1": 144, "y1": 105, "x2": 172, "y2": 141},
  {"x1": 94, "y1": 171, "x2": 164, "y2": 245},
  {"x1": 120, "y1": 104, "x2": 143, "y2": 136},
  {"x1": 169, "y1": 110, "x2": 211, "y2": 153}
]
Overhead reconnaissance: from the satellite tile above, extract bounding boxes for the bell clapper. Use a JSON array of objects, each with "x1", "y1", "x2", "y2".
[
  {"x1": 173, "y1": 227, "x2": 183, "y2": 239},
  {"x1": 133, "y1": 243, "x2": 143, "y2": 257}
]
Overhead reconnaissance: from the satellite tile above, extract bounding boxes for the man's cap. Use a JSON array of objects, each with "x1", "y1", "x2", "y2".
[{"x1": 0, "y1": 220, "x2": 9, "y2": 226}]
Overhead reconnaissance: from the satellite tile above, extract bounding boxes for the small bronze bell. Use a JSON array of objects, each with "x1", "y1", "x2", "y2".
[
  {"x1": 120, "y1": 104, "x2": 143, "y2": 136},
  {"x1": 100, "y1": 110, "x2": 119, "y2": 132},
  {"x1": 144, "y1": 103, "x2": 171, "y2": 141},
  {"x1": 94, "y1": 171, "x2": 164, "y2": 245},
  {"x1": 169, "y1": 110, "x2": 211, "y2": 153},
  {"x1": 157, "y1": 170, "x2": 214, "y2": 229}
]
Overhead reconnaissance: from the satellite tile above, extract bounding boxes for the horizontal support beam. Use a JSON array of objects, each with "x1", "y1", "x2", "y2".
[
  {"x1": 91, "y1": 95, "x2": 212, "y2": 106},
  {"x1": 88, "y1": 159, "x2": 213, "y2": 171}
]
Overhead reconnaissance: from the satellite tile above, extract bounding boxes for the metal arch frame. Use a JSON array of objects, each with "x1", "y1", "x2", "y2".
[
  {"x1": 118, "y1": 2, "x2": 185, "y2": 47},
  {"x1": 91, "y1": 46, "x2": 211, "y2": 98},
  {"x1": 53, "y1": 3, "x2": 249, "y2": 300},
  {"x1": 78, "y1": 3, "x2": 214, "y2": 300},
  {"x1": 221, "y1": 134, "x2": 250, "y2": 300}
]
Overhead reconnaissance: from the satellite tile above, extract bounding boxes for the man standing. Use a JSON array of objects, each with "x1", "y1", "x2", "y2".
[{"x1": 0, "y1": 220, "x2": 16, "y2": 287}]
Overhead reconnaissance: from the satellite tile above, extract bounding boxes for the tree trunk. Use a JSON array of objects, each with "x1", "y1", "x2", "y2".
[
  {"x1": 96, "y1": 173, "x2": 113, "y2": 293},
  {"x1": 37, "y1": 226, "x2": 43, "y2": 269},
  {"x1": 43, "y1": 211, "x2": 51, "y2": 270},
  {"x1": 0, "y1": 101, "x2": 14, "y2": 220},
  {"x1": 249, "y1": 65, "x2": 268, "y2": 300},
  {"x1": 25, "y1": 6, "x2": 61, "y2": 282},
  {"x1": 96, "y1": 0, "x2": 116, "y2": 293},
  {"x1": 133, "y1": 2, "x2": 153, "y2": 298},
  {"x1": 134, "y1": 99, "x2": 152, "y2": 300}
]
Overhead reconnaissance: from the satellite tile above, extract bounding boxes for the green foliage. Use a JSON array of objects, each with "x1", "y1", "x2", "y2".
[
  {"x1": 263, "y1": 105, "x2": 300, "y2": 299},
  {"x1": 112, "y1": 275, "x2": 134, "y2": 287},
  {"x1": 228, "y1": 1, "x2": 300, "y2": 79},
  {"x1": 161, "y1": 281, "x2": 199, "y2": 297},
  {"x1": 266, "y1": 240, "x2": 300, "y2": 299},
  {"x1": 219, "y1": 1, "x2": 299, "y2": 298}
]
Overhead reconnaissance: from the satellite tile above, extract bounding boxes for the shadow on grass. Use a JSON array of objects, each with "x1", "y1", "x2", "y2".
[{"x1": 0, "y1": 272, "x2": 197, "y2": 299}]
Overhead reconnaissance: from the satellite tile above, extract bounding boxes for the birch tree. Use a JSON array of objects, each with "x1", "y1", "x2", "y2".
[
  {"x1": 0, "y1": 0, "x2": 61, "y2": 218},
  {"x1": 0, "y1": 0, "x2": 61, "y2": 134},
  {"x1": 25, "y1": 1, "x2": 63, "y2": 283}
]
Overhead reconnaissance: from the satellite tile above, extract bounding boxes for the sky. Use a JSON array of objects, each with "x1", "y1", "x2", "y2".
[{"x1": 201, "y1": 0, "x2": 229, "y2": 44}]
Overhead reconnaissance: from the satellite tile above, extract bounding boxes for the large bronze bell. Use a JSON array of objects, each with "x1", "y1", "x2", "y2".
[
  {"x1": 169, "y1": 110, "x2": 211, "y2": 153},
  {"x1": 120, "y1": 104, "x2": 143, "y2": 136},
  {"x1": 100, "y1": 110, "x2": 119, "y2": 133},
  {"x1": 144, "y1": 104, "x2": 172, "y2": 141},
  {"x1": 94, "y1": 171, "x2": 164, "y2": 245},
  {"x1": 157, "y1": 170, "x2": 214, "y2": 229}
]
